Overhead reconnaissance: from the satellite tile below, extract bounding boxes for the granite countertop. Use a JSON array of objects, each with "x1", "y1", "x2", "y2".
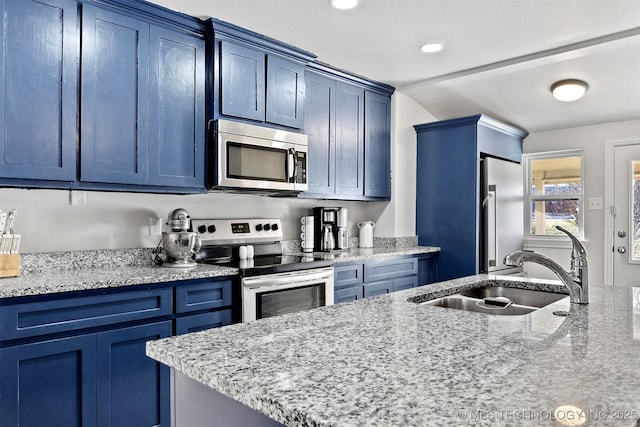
[
  {"x1": 288, "y1": 246, "x2": 440, "y2": 262},
  {"x1": 146, "y1": 275, "x2": 640, "y2": 427},
  {"x1": 0, "y1": 246, "x2": 439, "y2": 299},
  {"x1": 0, "y1": 263, "x2": 239, "y2": 299}
]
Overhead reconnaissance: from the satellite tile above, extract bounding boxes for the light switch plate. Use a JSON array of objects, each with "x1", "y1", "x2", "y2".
[{"x1": 588, "y1": 197, "x2": 603, "y2": 210}]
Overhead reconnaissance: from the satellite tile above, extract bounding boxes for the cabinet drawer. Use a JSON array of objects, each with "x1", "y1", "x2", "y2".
[
  {"x1": 364, "y1": 257, "x2": 418, "y2": 283},
  {"x1": 334, "y1": 285, "x2": 363, "y2": 304},
  {"x1": 0, "y1": 288, "x2": 173, "y2": 341},
  {"x1": 393, "y1": 276, "x2": 418, "y2": 292},
  {"x1": 333, "y1": 263, "x2": 364, "y2": 288},
  {"x1": 363, "y1": 280, "x2": 393, "y2": 298},
  {"x1": 175, "y1": 280, "x2": 232, "y2": 314},
  {"x1": 175, "y1": 310, "x2": 232, "y2": 335}
]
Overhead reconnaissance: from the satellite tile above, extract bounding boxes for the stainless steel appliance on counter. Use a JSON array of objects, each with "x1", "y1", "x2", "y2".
[
  {"x1": 211, "y1": 119, "x2": 308, "y2": 193},
  {"x1": 479, "y1": 157, "x2": 524, "y2": 274},
  {"x1": 192, "y1": 218, "x2": 334, "y2": 322},
  {"x1": 160, "y1": 208, "x2": 201, "y2": 268},
  {"x1": 312, "y1": 207, "x2": 349, "y2": 252}
]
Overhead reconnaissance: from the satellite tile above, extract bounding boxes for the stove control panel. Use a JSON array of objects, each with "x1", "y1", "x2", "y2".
[{"x1": 191, "y1": 218, "x2": 283, "y2": 243}]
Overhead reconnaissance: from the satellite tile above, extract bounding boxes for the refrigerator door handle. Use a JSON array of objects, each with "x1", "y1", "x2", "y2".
[{"x1": 486, "y1": 185, "x2": 497, "y2": 267}]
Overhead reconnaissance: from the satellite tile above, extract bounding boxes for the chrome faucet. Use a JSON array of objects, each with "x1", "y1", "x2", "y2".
[{"x1": 504, "y1": 226, "x2": 589, "y2": 304}]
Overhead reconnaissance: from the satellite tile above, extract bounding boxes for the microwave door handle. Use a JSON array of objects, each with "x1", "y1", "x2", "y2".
[{"x1": 287, "y1": 148, "x2": 296, "y2": 183}]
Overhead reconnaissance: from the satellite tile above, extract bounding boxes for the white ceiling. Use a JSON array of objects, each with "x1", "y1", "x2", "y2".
[{"x1": 150, "y1": 0, "x2": 640, "y2": 133}]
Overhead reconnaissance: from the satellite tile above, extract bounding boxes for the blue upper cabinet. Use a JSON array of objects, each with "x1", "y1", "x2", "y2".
[
  {"x1": 219, "y1": 40, "x2": 266, "y2": 122},
  {"x1": 364, "y1": 91, "x2": 391, "y2": 198},
  {"x1": 0, "y1": 0, "x2": 77, "y2": 182},
  {"x1": 80, "y1": 4, "x2": 150, "y2": 185},
  {"x1": 335, "y1": 82, "x2": 365, "y2": 196},
  {"x1": 302, "y1": 63, "x2": 394, "y2": 201},
  {"x1": 303, "y1": 70, "x2": 335, "y2": 195},
  {"x1": 0, "y1": 0, "x2": 206, "y2": 193},
  {"x1": 211, "y1": 19, "x2": 315, "y2": 129},
  {"x1": 266, "y1": 55, "x2": 305, "y2": 128},
  {"x1": 149, "y1": 26, "x2": 205, "y2": 188}
]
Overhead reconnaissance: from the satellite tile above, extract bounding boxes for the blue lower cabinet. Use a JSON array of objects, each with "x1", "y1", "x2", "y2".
[
  {"x1": 334, "y1": 285, "x2": 363, "y2": 304},
  {"x1": 175, "y1": 309, "x2": 232, "y2": 335},
  {"x1": 393, "y1": 275, "x2": 418, "y2": 292},
  {"x1": 363, "y1": 280, "x2": 394, "y2": 298},
  {"x1": 418, "y1": 253, "x2": 439, "y2": 286},
  {"x1": 0, "y1": 334, "x2": 98, "y2": 427},
  {"x1": 96, "y1": 321, "x2": 172, "y2": 427}
]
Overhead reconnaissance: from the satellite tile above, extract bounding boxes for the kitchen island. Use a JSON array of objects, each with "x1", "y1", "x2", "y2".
[{"x1": 147, "y1": 275, "x2": 640, "y2": 426}]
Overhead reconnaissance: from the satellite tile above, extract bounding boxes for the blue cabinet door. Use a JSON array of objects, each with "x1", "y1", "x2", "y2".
[
  {"x1": 219, "y1": 40, "x2": 265, "y2": 122},
  {"x1": 0, "y1": 0, "x2": 77, "y2": 182},
  {"x1": 96, "y1": 321, "x2": 172, "y2": 427},
  {"x1": 80, "y1": 4, "x2": 149, "y2": 185},
  {"x1": 149, "y1": 26, "x2": 205, "y2": 188},
  {"x1": 364, "y1": 91, "x2": 391, "y2": 198},
  {"x1": 335, "y1": 82, "x2": 364, "y2": 196},
  {"x1": 0, "y1": 334, "x2": 98, "y2": 427},
  {"x1": 304, "y1": 71, "x2": 336, "y2": 195},
  {"x1": 334, "y1": 285, "x2": 363, "y2": 304},
  {"x1": 266, "y1": 55, "x2": 305, "y2": 128},
  {"x1": 363, "y1": 280, "x2": 394, "y2": 298}
]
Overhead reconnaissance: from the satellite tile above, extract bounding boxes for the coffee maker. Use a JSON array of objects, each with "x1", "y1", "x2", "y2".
[{"x1": 313, "y1": 207, "x2": 348, "y2": 252}]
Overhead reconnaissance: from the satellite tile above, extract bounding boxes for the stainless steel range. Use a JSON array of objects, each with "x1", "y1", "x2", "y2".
[{"x1": 192, "y1": 218, "x2": 334, "y2": 322}]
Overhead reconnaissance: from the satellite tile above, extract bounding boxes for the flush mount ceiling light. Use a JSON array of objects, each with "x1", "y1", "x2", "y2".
[
  {"x1": 330, "y1": 0, "x2": 358, "y2": 10},
  {"x1": 550, "y1": 79, "x2": 589, "y2": 102},
  {"x1": 419, "y1": 42, "x2": 444, "y2": 53}
]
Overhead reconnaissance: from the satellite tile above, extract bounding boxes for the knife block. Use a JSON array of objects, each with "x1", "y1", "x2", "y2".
[{"x1": 0, "y1": 254, "x2": 19, "y2": 277}]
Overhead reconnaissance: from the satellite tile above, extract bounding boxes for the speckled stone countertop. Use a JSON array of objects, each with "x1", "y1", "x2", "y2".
[
  {"x1": 0, "y1": 246, "x2": 439, "y2": 299},
  {"x1": 147, "y1": 275, "x2": 640, "y2": 426},
  {"x1": 0, "y1": 248, "x2": 239, "y2": 299},
  {"x1": 287, "y1": 246, "x2": 440, "y2": 262}
]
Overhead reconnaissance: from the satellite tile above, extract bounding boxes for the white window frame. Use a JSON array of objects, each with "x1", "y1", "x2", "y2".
[{"x1": 523, "y1": 149, "x2": 585, "y2": 242}]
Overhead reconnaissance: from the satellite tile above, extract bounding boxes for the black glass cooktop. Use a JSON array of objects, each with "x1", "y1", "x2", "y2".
[{"x1": 199, "y1": 252, "x2": 332, "y2": 277}]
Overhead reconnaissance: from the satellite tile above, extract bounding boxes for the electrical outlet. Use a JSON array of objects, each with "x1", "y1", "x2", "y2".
[
  {"x1": 149, "y1": 217, "x2": 162, "y2": 236},
  {"x1": 588, "y1": 197, "x2": 603, "y2": 210},
  {"x1": 69, "y1": 191, "x2": 87, "y2": 206}
]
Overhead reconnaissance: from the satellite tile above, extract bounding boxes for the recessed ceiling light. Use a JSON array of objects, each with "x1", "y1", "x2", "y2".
[
  {"x1": 420, "y1": 42, "x2": 444, "y2": 53},
  {"x1": 330, "y1": 0, "x2": 358, "y2": 10},
  {"x1": 550, "y1": 79, "x2": 589, "y2": 102}
]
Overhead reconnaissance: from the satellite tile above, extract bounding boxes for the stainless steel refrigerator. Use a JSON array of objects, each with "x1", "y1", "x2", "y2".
[{"x1": 479, "y1": 157, "x2": 524, "y2": 274}]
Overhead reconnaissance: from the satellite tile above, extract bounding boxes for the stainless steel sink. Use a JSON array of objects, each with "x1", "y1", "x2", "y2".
[
  {"x1": 418, "y1": 286, "x2": 568, "y2": 316},
  {"x1": 460, "y1": 286, "x2": 567, "y2": 308}
]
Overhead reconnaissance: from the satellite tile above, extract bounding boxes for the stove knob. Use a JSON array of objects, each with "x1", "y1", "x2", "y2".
[
  {"x1": 207, "y1": 225, "x2": 217, "y2": 233},
  {"x1": 271, "y1": 223, "x2": 279, "y2": 231},
  {"x1": 197, "y1": 225, "x2": 206, "y2": 233},
  {"x1": 263, "y1": 223, "x2": 271, "y2": 231},
  {"x1": 255, "y1": 224, "x2": 263, "y2": 232}
]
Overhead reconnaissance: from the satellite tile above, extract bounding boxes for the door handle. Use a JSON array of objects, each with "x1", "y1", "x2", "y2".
[
  {"x1": 617, "y1": 230, "x2": 627, "y2": 238},
  {"x1": 287, "y1": 148, "x2": 296, "y2": 183},
  {"x1": 617, "y1": 246, "x2": 627, "y2": 254}
]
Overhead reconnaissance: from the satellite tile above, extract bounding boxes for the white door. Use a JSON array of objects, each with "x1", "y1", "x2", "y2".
[{"x1": 613, "y1": 143, "x2": 640, "y2": 286}]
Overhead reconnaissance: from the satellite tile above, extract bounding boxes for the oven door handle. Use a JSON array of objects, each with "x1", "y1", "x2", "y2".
[{"x1": 243, "y1": 269, "x2": 333, "y2": 289}]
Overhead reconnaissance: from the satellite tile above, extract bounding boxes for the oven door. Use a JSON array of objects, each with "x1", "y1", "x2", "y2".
[
  {"x1": 242, "y1": 267, "x2": 334, "y2": 322},
  {"x1": 216, "y1": 131, "x2": 307, "y2": 192}
]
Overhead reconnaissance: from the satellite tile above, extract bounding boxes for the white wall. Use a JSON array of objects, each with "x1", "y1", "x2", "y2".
[
  {"x1": 375, "y1": 91, "x2": 437, "y2": 237},
  {"x1": 0, "y1": 93, "x2": 433, "y2": 253},
  {"x1": 522, "y1": 119, "x2": 640, "y2": 284}
]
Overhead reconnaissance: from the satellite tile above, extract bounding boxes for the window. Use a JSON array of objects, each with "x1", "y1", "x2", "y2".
[{"x1": 523, "y1": 150, "x2": 584, "y2": 238}]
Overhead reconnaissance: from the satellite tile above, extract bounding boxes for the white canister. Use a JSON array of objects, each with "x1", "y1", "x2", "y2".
[{"x1": 357, "y1": 221, "x2": 375, "y2": 248}]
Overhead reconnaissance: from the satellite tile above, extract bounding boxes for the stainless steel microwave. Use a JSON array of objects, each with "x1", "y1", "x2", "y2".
[{"x1": 212, "y1": 119, "x2": 308, "y2": 193}]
